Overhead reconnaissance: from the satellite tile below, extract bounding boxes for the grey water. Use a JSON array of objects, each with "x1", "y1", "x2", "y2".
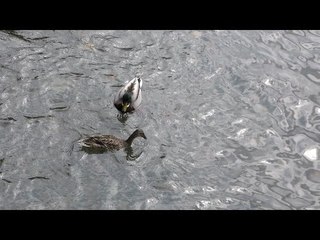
[{"x1": 1, "y1": 30, "x2": 320, "y2": 209}]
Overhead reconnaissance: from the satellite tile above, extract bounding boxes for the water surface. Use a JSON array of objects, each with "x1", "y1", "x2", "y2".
[{"x1": 1, "y1": 30, "x2": 320, "y2": 209}]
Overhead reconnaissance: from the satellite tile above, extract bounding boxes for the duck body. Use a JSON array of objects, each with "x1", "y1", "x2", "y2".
[
  {"x1": 78, "y1": 129, "x2": 147, "y2": 152},
  {"x1": 78, "y1": 135, "x2": 126, "y2": 151},
  {"x1": 114, "y1": 77, "x2": 142, "y2": 114}
]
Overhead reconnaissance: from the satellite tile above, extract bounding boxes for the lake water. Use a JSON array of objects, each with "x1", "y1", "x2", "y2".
[{"x1": 1, "y1": 30, "x2": 320, "y2": 209}]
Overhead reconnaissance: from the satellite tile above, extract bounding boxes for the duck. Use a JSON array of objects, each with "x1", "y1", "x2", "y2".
[
  {"x1": 78, "y1": 129, "x2": 147, "y2": 152},
  {"x1": 114, "y1": 77, "x2": 142, "y2": 114}
]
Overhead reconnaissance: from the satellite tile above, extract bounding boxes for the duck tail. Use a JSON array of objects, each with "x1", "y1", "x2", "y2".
[{"x1": 77, "y1": 139, "x2": 89, "y2": 147}]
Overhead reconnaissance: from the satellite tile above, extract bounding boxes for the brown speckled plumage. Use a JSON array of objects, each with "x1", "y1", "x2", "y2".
[{"x1": 78, "y1": 129, "x2": 146, "y2": 152}]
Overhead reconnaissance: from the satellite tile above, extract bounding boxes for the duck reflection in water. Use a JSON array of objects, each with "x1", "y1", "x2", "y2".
[{"x1": 116, "y1": 113, "x2": 129, "y2": 124}]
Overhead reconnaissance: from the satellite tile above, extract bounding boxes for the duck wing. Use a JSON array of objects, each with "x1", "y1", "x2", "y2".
[
  {"x1": 132, "y1": 78, "x2": 142, "y2": 109},
  {"x1": 79, "y1": 135, "x2": 124, "y2": 150}
]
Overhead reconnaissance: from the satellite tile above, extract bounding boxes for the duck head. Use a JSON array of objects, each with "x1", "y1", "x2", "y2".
[
  {"x1": 121, "y1": 93, "x2": 132, "y2": 112},
  {"x1": 125, "y1": 129, "x2": 147, "y2": 146}
]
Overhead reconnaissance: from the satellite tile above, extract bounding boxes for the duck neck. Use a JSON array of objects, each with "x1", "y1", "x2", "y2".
[{"x1": 125, "y1": 131, "x2": 140, "y2": 146}]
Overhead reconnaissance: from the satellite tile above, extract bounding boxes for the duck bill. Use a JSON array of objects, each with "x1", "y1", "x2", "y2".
[{"x1": 122, "y1": 103, "x2": 130, "y2": 112}]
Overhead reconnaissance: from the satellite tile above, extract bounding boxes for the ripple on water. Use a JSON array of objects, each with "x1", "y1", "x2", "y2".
[
  {"x1": 2, "y1": 30, "x2": 320, "y2": 209},
  {"x1": 305, "y1": 169, "x2": 320, "y2": 183},
  {"x1": 303, "y1": 147, "x2": 319, "y2": 161}
]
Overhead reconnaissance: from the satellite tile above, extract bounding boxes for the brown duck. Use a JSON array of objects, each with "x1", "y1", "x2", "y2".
[{"x1": 78, "y1": 129, "x2": 147, "y2": 152}]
